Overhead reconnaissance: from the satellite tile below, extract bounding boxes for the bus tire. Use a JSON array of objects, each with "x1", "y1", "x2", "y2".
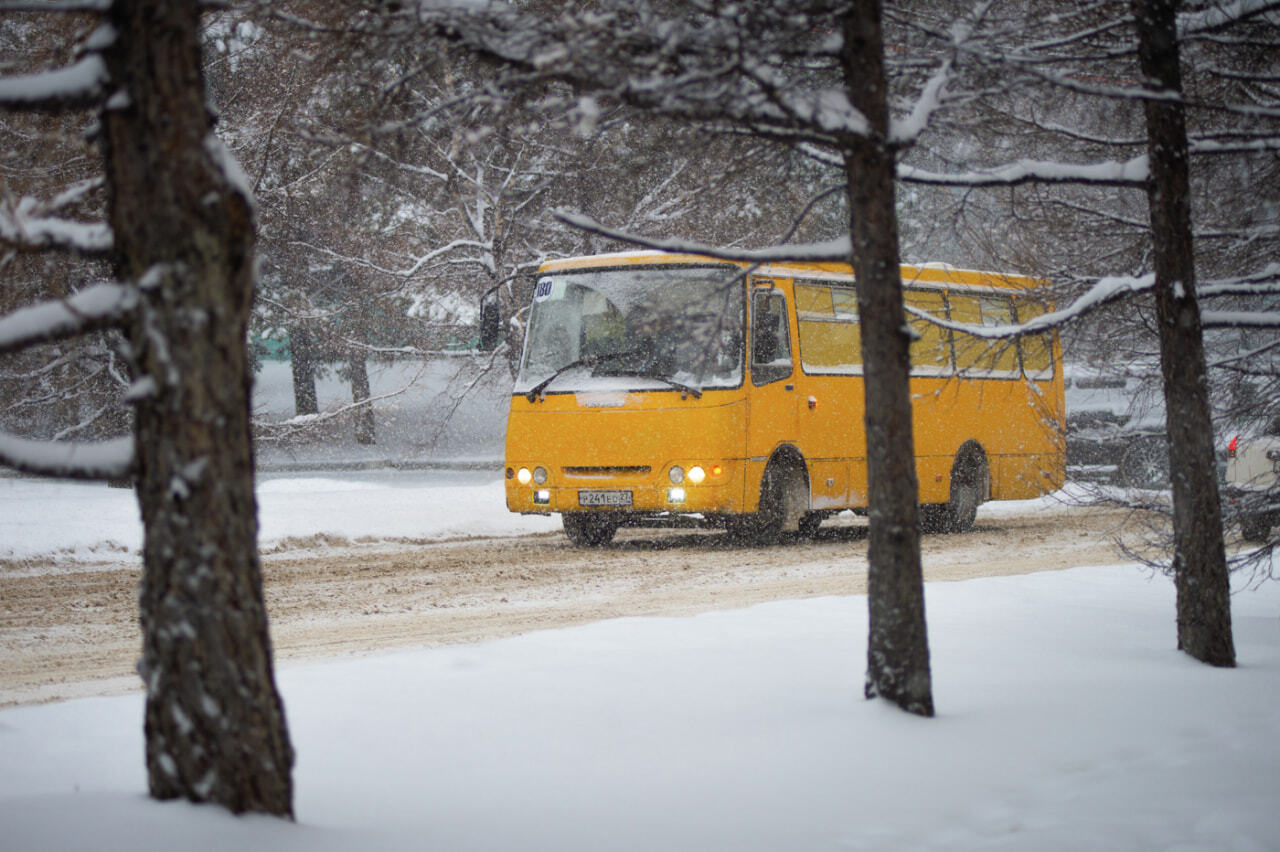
[
  {"x1": 919, "y1": 503, "x2": 948, "y2": 534},
  {"x1": 798, "y1": 512, "x2": 825, "y2": 538},
  {"x1": 725, "y1": 483, "x2": 782, "y2": 544},
  {"x1": 944, "y1": 480, "x2": 981, "y2": 533},
  {"x1": 726, "y1": 458, "x2": 806, "y2": 544},
  {"x1": 562, "y1": 512, "x2": 619, "y2": 547},
  {"x1": 937, "y1": 444, "x2": 988, "y2": 534}
]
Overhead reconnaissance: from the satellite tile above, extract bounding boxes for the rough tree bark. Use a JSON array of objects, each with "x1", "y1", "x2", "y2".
[
  {"x1": 840, "y1": 2, "x2": 934, "y2": 716},
  {"x1": 1130, "y1": 0, "x2": 1235, "y2": 667},
  {"x1": 289, "y1": 324, "x2": 319, "y2": 417},
  {"x1": 349, "y1": 356, "x2": 376, "y2": 445},
  {"x1": 102, "y1": 0, "x2": 295, "y2": 814}
]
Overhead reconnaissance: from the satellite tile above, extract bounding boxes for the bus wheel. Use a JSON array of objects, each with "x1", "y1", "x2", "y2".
[
  {"x1": 919, "y1": 504, "x2": 948, "y2": 534},
  {"x1": 725, "y1": 504, "x2": 782, "y2": 545},
  {"x1": 562, "y1": 512, "x2": 619, "y2": 547},
  {"x1": 932, "y1": 447, "x2": 988, "y2": 534},
  {"x1": 945, "y1": 480, "x2": 981, "y2": 533},
  {"x1": 798, "y1": 512, "x2": 825, "y2": 538},
  {"x1": 726, "y1": 460, "x2": 806, "y2": 544}
]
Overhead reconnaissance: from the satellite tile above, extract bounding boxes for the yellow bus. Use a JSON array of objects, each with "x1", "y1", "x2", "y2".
[{"x1": 503, "y1": 251, "x2": 1064, "y2": 545}]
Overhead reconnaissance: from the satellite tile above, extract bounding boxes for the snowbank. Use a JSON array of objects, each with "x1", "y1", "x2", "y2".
[{"x1": 1, "y1": 564, "x2": 1277, "y2": 851}]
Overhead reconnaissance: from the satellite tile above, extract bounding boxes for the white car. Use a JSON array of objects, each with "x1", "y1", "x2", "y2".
[
  {"x1": 1224, "y1": 431, "x2": 1280, "y2": 542},
  {"x1": 1064, "y1": 366, "x2": 1169, "y2": 488}
]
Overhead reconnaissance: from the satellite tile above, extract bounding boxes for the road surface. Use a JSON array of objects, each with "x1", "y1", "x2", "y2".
[{"x1": 1, "y1": 503, "x2": 1139, "y2": 706}]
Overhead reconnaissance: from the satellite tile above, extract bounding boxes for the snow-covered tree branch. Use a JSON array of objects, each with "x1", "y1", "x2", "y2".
[
  {"x1": 0, "y1": 282, "x2": 134, "y2": 355},
  {"x1": 897, "y1": 156, "x2": 1150, "y2": 188},
  {"x1": 0, "y1": 52, "x2": 109, "y2": 112},
  {"x1": 0, "y1": 193, "x2": 113, "y2": 256},
  {"x1": 553, "y1": 209, "x2": 850, "y2": 264},
  {"x1": 905, "y1": 273, "x2": 1157, "y2": 338},
  {"x1": 0, "y1": 430, "x2": 132, "y2": 479}
]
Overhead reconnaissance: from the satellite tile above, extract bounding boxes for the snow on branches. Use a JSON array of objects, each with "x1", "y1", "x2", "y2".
[
  {"x1": 0, "y1": 192, "x2": 113, "y2": 257},
  {"x1": 898, "y1": 155, "x2": 1150, "y2": 188},
  {"x1": 0, "y1": 53, "x2": 108, "y2": 112},
  {"x1": 0, "y1": 431, "x2": 133, "y2": 480},
  {"x1": 0, "y1": 278, "x2": 138, "y2": 480},
  {"x1": 0, "y1": 282, "x2": 135, "y2": 355}
]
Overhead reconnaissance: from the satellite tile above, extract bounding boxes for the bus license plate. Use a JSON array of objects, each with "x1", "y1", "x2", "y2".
[{"x1": 579, "y1": 490, "x2": 632, "y2": 507}]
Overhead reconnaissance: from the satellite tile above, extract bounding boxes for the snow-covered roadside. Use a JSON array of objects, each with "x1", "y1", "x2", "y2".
[
  {"x1": 3, "y1": 468, "x2": 1277, "y2": 850},
  {"x1": 1, "y1": 563, "x2": 1277, "y2": 852},
  {"x1": 0, "y1": 470, "x2": 560, "y2": 569},
  {"x1": 1, "y1": 470, "x2": 1092, "y2": 568}
]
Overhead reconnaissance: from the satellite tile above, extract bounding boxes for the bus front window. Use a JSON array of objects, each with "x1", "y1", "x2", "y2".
[{"x1": 516, "y1": 266, "x2": 745, "y2": 396}]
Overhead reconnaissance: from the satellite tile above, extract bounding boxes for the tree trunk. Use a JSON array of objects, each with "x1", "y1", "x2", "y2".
[
  {"x1": 349, "y1": 356, "x2": 376, "y2": 445},
  {"x1": 1131, "y1": 0, "x2": 1235, "y2": 666},
  {"x1": 289, "y1": 324, "x2": 319, "y2": 416},
  {"x1": 102, "y1": 0, "x2": 295, "y2": 816},
  {"x1": 840, "y1": 2, "x2": 934, "y2": 716}
]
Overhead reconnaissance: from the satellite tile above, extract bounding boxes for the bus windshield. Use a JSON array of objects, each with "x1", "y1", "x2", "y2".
[{"x1": 515, "y1": 265, "x2": 745, "y2": 396}]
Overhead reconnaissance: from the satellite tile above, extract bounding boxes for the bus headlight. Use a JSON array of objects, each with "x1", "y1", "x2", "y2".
[
  {"x1": 687, "y1": 465, "x2": 706, "y2": 484},
  {"x1": 533, "y1": 466, "x2": 549, "y2": 484},
  {"x1": 668, "y1": 486, "x2": 686, "y2": 503},
  {"x1": 516, "y1": 467, "x2": 533, "y2": 485},
  {"x1": 534, "y1": 489, "x2": 550, "y2": 504},
  {"x1": 669, "y1": 465, "x2": 685, "y2": 484}
]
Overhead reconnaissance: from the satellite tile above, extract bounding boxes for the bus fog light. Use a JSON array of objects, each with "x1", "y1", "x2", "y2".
[
  {"x1": 533, "y1": 466, "x2": 549, "y2": 484},
  {"x1": 668, "y1": 487, "x2": 686, "y2": 503},
  {"x1": 669, "y1": 465, "x2": 685, "y2": 484},
  {"x1": 516, "y1": 467, "x2": 533, "y2": 485},
  {"x1": 534, "y1": 489, "x2": 551, "y2": 504},
  {"x1": 687, "y1": 465, "x2": 706, "y2": 484}
]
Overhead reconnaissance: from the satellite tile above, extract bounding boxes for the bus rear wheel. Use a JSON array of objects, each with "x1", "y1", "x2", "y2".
[
  {"x1": 798, "y1": 512, "x2": 825, "y2": 538},
  {"x1": 562, "y1": 512, "x2": 619, "y2": 547},
  {"x1": 923, "y1": 447, "x2": 987, "y2": 534},
  {"x1": 944, "y1": 479, "x2": 981, "y2": 532}
]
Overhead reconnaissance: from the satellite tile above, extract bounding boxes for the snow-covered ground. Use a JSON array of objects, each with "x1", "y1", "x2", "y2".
[
  {"x1": 2, "y1": 474, "x2": 1278, "y2": 851},
  {"x1": 251, "y1": 358, "x2": 511, "y2": 469},
  {"x1": 0, "y1": 469, "x2": 559, "y2": 566}
]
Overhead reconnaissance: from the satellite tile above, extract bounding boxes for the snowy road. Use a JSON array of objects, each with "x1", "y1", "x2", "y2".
[
  {"x1": 1, "y1": 485, "x2": 1136, "y2": 707},
  {"x1": 10, "y1": 476, "x2": 1277, "y2": 852}
]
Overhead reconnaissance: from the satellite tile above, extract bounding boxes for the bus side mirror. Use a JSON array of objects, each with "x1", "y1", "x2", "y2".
[{"x1": 479, "y1": 290, "x2": 501, "y2": 351}]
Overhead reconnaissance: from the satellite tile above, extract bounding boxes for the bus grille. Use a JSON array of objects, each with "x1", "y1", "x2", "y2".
[{"x1": 562, "y1": 466, "x2": 651, "y2": 479}]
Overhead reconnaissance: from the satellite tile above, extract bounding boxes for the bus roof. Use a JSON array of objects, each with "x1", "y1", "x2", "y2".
[{"x1": 535, "y1": 251, "x2": 1046, "y2": 291}]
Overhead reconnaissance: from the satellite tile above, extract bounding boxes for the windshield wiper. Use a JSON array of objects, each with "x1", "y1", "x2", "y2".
[
  {"x1": 524, "y1": 348, "x2": 648, "y2": 402},
  {"x1": 605, "y1": 369, "x2": 703, "y2": 399}
]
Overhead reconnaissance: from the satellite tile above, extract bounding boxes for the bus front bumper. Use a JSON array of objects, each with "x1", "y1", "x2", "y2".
[{"x1": 505, "y1": 464, "x2": 742, "y2": 516}]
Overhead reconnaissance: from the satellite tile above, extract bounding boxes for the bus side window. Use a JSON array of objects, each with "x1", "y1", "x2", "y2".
[
  {"x1": 980, "y1": 295, "x2": 1019, "y2": 374},
  {"x1": 951, "y1": 293, "x2": 1018, "y2": 376},
  {"x1": 905, "y1": 288, "x2": 950, "y2": 374},
  {"x1": 751, "y1": 291, "x2": 793, "y2": 386},
  {"x1": 797, "y1": 282, "x2": 862, "y2": 375},
  {"x1": 1013, "y1": 296, "x2": 1055, "y2": 379}
]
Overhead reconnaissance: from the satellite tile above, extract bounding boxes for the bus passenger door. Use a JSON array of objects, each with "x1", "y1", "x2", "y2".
[{"x1": 745, "y1": 289, "x2": 799, "y2": 499}]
